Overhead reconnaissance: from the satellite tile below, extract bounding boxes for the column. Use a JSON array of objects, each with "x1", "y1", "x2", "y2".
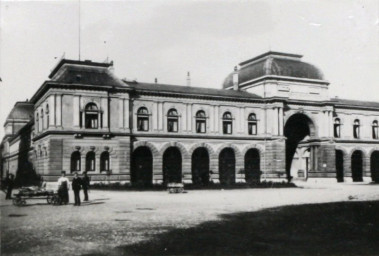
[
  {"x1": 158, "y1": 102, "x2": 163, "y2": 131},
  {"x1": 73, "y1": 96, "x2": 80, "y2": 127},
  {"x1": 118, "y1": 99, "x2": 124, "y2": 128},
  {"x1": 124, "y1": 98, "x2": 129, "y2": 129},
  {"x1": 182, "y1": 104, "x2": 187, "y2": 132},
  {"x1": 153, "y1": 102, "x2": 158, "y2": 131},
  {"x1": 329, "y1": 111, "x2": 333, "y2": 137},
  {"x1": 271, "y1": 107, "x2": 278, "y2": 135},
  {"x1": 186, "y1": 104, "x2": 192, "y2": 131},
  {"x1": 101, "y1": 97, "x2": 108, "y2": 128},
  {"x1": 214, "y1": 106, "x2": 219, "y2": 133},
  {"x1": 56, "y1": 95, "x2": 62, "y2": 127},
  {"x1": 278, "y1": 107, "x2": 284, "y2": 136},
  {"x1": 239, "y1": 107, "x2": 244, "y2": 134}
]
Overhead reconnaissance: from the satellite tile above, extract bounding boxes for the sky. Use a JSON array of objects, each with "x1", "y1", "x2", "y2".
[{"x1": 0, "y1": 0, "x2": 378, "y2": 139}]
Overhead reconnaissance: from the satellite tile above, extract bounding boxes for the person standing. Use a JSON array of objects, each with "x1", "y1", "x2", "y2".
[
  {"x1": 72, "y1": 172, "x2": 82, "y2": 206},
  {"x1": 81, "y1": 172, "x2": 90, "y2": 201},
  {"x1": 5, "y1": 174, "x2": 14, "y2": 200},
  {"x1": 57, "y1": 171, "x2": 70, "y2": 204}
]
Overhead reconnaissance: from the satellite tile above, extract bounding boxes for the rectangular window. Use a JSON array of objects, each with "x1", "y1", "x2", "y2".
[
  {"x1": 168, "y1": 120, "x2": 178, "y2": 132},
  {"x1": 223, "y1": 122, "x2": 232, "y2": 134},
  {"x1": 196, "y1": 121, "x2": 206, "y2": 133},
  {"x1": 353, "y1": 126, "x2": 359, "y2": 139},
  {"x1": 248, "y1": 123, "x2": 257, "y2": 135},
  {"x1": 138, "y1": 118, "x2": 149, "y2": 131},
  {"x1": 374, "y1": 127, "x2": 378, "y2": 139}
]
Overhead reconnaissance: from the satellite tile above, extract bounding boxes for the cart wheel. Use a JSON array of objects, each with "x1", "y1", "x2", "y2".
[
  {"x1": 47, "y1": 195, "x2": 52, "y2": 204},
  {"x1": 179, "y1": 188, "x2": 184, "y2": 193},
  {"x1": 52, "y1": 195, "x2": 61, "y2": 205},
  {"x1": 169, "y1": 188, "x2": 174, "y2": 193},
  {"x1": 21, "y1": 199, "x2": 27, "y2": 206}
]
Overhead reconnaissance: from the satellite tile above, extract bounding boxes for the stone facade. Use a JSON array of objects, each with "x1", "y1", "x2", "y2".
[{"x1": 1, "y1": 52, "x2": 379, "y2": 185}]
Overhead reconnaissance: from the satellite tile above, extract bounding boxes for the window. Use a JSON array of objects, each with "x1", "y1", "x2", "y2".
[
  {"x1": 85, "y1": 103, "x2": 100, "y2": 129},
  {"x1": 70, "y1": 151, "x2": 81, "y2": 173},
  {"x1": 195, "y1": 110, "x2": 206, "y2": 133},
  {"x1": 100, "y1": 151, "x2": 110, "y2": 172},
  {"x1": 41, "y1": 109, "x2": 44, "y2": 130},
  {"x1": 46, "y1": 104, "x2": 49, "y2": 127},
  {"x1": 137, "y1": 107, "x2": 149, "y2": 131},
  {"x1": 353, "y1": 119, "x2": 360, "y2": 139},
  {"x1": 373, "y1": 120, "x2": 378, "y2": 139},
  {"x1": 222, "y1": 112, "x2": 233, "y2": 134},
  {"x1": 167, "y1": 109, "x2": 179, "y2": 132},
  {"x1": 86, "y1": 151, "x2": 96, "y2": 172},
  {"x1": 334, "y1": 118, "x2": 341, "y2": 138},
  {"x1": 248, "y1": 113, "x2": 257, "y2": 135}
]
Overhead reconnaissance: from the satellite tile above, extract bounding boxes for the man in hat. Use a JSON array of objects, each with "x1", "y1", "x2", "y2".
[
  {"x1": 57, "y1": 171, "x2": 70, "y2": 204},
  {"x1": 72, "y1": 172, "x2": 82, "y2": 206}
]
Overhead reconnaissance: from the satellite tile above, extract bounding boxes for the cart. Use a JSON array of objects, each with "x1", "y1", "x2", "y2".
[
  {"x1": 12, "y1": 186, "x2": 60, "y2": 206},
  {"x1": 167, "y1": 183, "x2": 184, "y2": 193}
]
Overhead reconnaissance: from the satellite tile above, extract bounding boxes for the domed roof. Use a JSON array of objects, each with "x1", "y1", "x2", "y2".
[{"x1": 223, "y1": 52, "x2": 325, "y2": 89}]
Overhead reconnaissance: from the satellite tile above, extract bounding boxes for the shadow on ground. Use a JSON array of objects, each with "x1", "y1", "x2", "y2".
[{"x1": 91, "y1": 200, "x2": 379, "y2": 256}]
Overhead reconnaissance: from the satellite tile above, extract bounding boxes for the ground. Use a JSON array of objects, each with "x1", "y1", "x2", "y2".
[{"x1": 1, "y1": 183, "x2": 378, "y2": 256}]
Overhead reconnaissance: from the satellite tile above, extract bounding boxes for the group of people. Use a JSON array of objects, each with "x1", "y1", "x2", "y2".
[{"x1": 57, "y1": 171, "x2": 90, "y2": 206}]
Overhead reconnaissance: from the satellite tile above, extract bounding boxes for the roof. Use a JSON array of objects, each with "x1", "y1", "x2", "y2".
[
  {"x1": 331, "y1": 98, "x2": 379, "y2": 109},
  {"x1": 49, "y1": 59, "x2": 113, "y2": 79},
  {"x1": 50, "y1": 61, "x2": 126, "y2": 88},
  {"x1": 5, "y1": 102, "x2": 34, "y2": 122},
  {"x1": 223, "y1": 51, "x2": 325, "y2": 89},
  {"x1": 124, "y1": 81, "x2": 262, "y2": 100}
]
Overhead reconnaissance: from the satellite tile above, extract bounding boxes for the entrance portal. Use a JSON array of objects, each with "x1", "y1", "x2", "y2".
[
  {"x1": 244, "y1": 149, "x2": 260, "y2": 183},
  {"x1": 132, "y1": 147, "x2": 153, "y2": 186},
  {"x1": 371, "y1": 151, "x2": 379, "y2": 183},
  {"x1": 284, "y1": 113, "x2": 314, "y2": 180},
  {"x1": 351, "y1": 151, "x2": 363, "y2": 182},
  {"x1": 219, "y1": 148, "x2": 235, "y2": 185},
  {"x1": 163, "y1": 147, "x2": 182, "y2": 183},
  {"x1": 336, "y1": 150, "x2": 344, "y2": 182},
  {"x1": 192, "y1": 148, "x2": 210, "y2": 185}
]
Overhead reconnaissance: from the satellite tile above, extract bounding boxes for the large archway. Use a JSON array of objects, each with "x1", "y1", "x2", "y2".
[
  {"x1": 191, "y1": 147, "x2": 210, "y2": 185},
  {"x1": 132, "y1": 147, "x2": 153, "y2": 186},
  {"x1": 163, "y1": 147, "x2": 182, "y2": 183},
  {"x1": 284, "y1": 113, "x2": 315, "y2": 180},
  {"x1": 219, "y1": 148, "x2": 235, "y2": 185},
  {"x1": 351, "y1": 151, "x2": 363, "y2": 182},
  {"x1": 244, "y1": 148, "x2": 260, "y2": 183},
  {"x1": 335, "y1": 150, "x2": 344, "y2": 182},
  {"x1": 371, "y1": 151, "x2": 379, "y2": 183}
]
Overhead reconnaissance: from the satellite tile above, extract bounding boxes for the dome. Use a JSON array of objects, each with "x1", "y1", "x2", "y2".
[{"x1": 222, "y1": 52, "x2": 325, "y2": 89}]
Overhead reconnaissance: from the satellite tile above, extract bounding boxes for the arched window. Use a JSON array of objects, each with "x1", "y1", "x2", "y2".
[
  {"x1": 86, "y1": 151, "x2": 96, "y2": 172},
  {"x1": 46, "y1": 104, "x2": 49, "y2": 128},
  {"x1": 36, "y1": 113, "x2": 39, "y2": 132},
  {"x1": 353, "y1": 119, "x2": 360, "y2": 139},
  {"x1": 334, "y1": 118, "x2": 341, "y2": 138},
  {"x1": 373, "y1": 120, "x2": 378, "y2": 139},
  {"x1": 85, "y1": 103, "x2": 99, "y2": 129},
  {"x1": 70, "y1": 151, "x2": 81, "y2": 173},
  {"x1": 167, "y1": 109, "x2": 179, "y2": 132},
  {"x1": 248, "y1": 113, "x2": 257, "y2": 135},
  {"x1": 222, "y1": 112, "x2": 233, "y2": 134},
  {"x1": 195, "y1": 110, "x2": 206, "y2": 133},
  {"x1": 137, "y1": 107, "x2": 149, "y2": 131},
  {"x1": 41, "y1": 109, "x2": 44, "y2": 130},
  {"x1": 100, "y1": 151, "x2": 110, "y2": 172}
]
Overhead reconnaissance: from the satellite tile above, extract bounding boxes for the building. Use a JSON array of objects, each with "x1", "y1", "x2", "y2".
[{"x1": 1, "y1": 52, "x2": 379, "y2": 185}]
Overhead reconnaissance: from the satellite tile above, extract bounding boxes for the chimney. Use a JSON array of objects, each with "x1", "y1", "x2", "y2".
[
  {"x1": 155, "y1": 78, "x2": 158, "y2": 84},
  {"x1": 233, "y1": 66, "x2": 239, "y2": 90},
  {"x1": 186, "y1": 72, "x2": 191, "y2": 87}
]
